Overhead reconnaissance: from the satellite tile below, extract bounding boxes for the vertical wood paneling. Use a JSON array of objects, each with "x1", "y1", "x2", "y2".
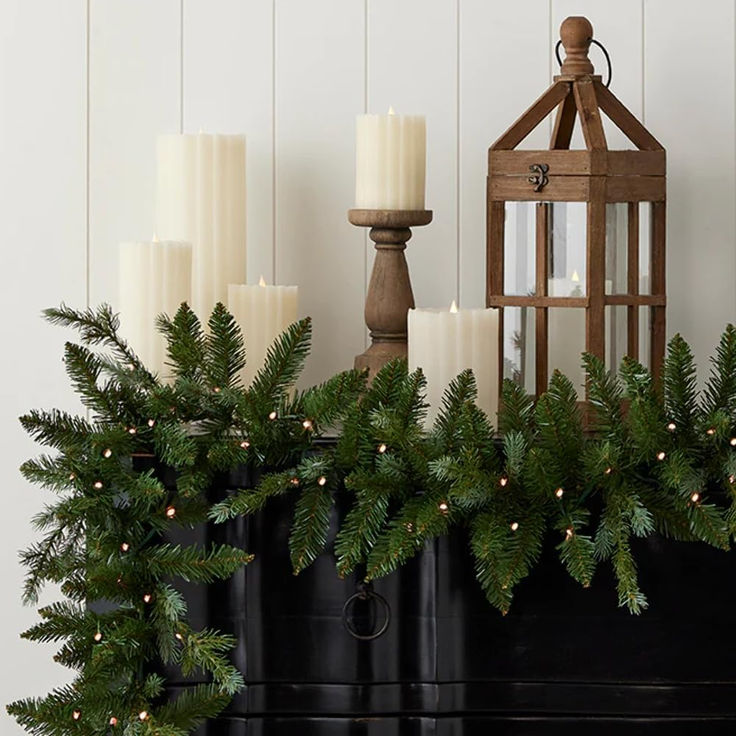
[
  {"x1": 552, "y1": 0, "x2": 643, "y2": 150},
  {"x1": 0, "y1": 1, "x2": 87, "y2": 728},
  {"x1": 645, "y1": 0, "x2": 736, "y2": 378},
  {"x1": 275, "y1": 0, "x2": 365, "y2": 386},
  {"x1": 183, "y1": 0, "x2": 274, "y2": 284},
  {"x1": 89, "y1": 0, "x2": 180, "y2": 308},
  {"x1": 459, "y1": 0, "x2": 551, "y2": 309},
  {"x1": 368, "y1": 0, "x2": 458, "y2": 310}
]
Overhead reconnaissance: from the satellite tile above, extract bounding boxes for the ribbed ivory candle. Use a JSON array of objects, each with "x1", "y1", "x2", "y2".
[
  {"x1": 409, "y1": 303, "x2": 499, "y2": 426},
  {"x1": 227, "y1": 278, "x2": 298, "y2": 388},
  {"x1": 355, "y1": 108, "x2": 426, "y2": 210},
  {"x1": 119, "y1": 239, "x2": 192, "y2": 378},
  {"x1": 156, "y1": 133, "x2": 246, "y2": 320}
]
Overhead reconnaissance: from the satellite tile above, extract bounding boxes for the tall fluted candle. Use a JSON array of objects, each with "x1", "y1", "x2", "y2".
[
  {"x1": 355, "y1": 108, "x2": 426, "y2": 210},
  {"x1": 156, "y1": 133, "x2": 246, "y2": 319},
  {"x1": 119, "y1": 239, "x2": 192, "y2": 377},
  {"x1": 409, "y1": 303, "x2": 499, "y2": 426},
  {"x1": 227, "y1": 278, "x2": 298, "y2": 388}
]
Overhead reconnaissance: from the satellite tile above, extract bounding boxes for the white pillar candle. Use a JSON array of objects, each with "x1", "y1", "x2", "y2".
[
  {"x1": 409, "y1": 302, "x2": 499, "y2": 427},
  {"x1": 227, "y1": 277, "x2": 299, "y2": 388},
  {"x1": 119, "y1": 239, "x2": 192, "y2": 378},
  {"x1": 156, "y1": 133, "x2": 246, "y2": 319},
  {"x1": 355, "y1": 108, "x2": 426, "y2": 210}
]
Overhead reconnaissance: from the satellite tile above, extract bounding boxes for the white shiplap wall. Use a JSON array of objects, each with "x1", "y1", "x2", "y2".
[{"x1": 2, "y1": 0, "x2": 735, "y2": 729}]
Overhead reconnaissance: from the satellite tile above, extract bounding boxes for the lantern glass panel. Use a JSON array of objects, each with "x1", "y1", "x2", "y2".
[
  {"x1": 605, "y1": 305, "x2": 628, "y2": 372},
  {"x1": 549, "y1": 203, "x2": 586, "y2": 296},
  {"x1": 639, "y1": 202, "x2": 651, "y2": 295},
  {"x1": 639, "y1": 308, "x2": 651, "y2": 368},
  {"x1": 503, "y1": 307, "x2": 535, "y2": 394},
  {"x1": 548, "y1": 307, "x2": 586, "y2": 398},
  {"x1": 503, "y1": 202, "x2": 536, "y2": 296},
  {"x1": 605, "y1": 203, "x2": 628, "y2": 295}
]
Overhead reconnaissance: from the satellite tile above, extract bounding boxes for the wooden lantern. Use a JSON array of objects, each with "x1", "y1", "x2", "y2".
[{"x1": 487, "y1": 16, "x2": 665, "y2": 401}]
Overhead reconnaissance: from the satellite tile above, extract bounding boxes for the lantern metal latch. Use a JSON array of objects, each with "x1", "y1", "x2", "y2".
[{"x1": 528, "y1": 163, "x2": 549, "y2": 192}]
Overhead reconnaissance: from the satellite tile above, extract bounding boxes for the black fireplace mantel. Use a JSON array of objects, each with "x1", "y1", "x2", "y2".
[{"x1": 159, "y1": 462, "x2": 736, "y2": 735}]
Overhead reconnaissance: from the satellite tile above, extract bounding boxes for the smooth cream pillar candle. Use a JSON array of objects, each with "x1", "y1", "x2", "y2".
[
  {"x1": 355, "y1": 108, "x2": 426, "y2": 210},
  {"x1": 119, "y1": 239, "x2": 192, "y2": 377},
  {"x1": 156, "y1": 133, "x2": 246, "y2": 319},
  {"x1": 227, "y1": 278, "x2": 298, "y2": 387},
  {"x1": 409, "y1": 302, "x2": 499, "y2": 426}
]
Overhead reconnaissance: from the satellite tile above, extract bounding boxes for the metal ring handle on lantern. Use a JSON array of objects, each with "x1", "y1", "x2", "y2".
[
  {"x1": 555, "y1": 37, "x2": 612, "y2": 88},
  {"x1": 341, "y1": 581, "x2": 391, "y2": 641}
]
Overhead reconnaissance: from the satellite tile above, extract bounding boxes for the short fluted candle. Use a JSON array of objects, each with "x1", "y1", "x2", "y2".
[
  {"x1": 227, "y1": 278, "x2": 298, "y2": 387},
  {"x1": 409, "y1": 302, "x2": 499, "y2": 426},
  {"x1": 119, "y1": 239, "x2": 192, "y2": 377},
  {"x1": 156, "y1": 133, "x2": 246, "y2": 319},
  {"x1": 355, "y1": 108, "x2": 426, "y2": 210}
]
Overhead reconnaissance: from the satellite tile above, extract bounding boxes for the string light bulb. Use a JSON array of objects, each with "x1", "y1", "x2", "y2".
[
  {"x1": 730, "y1": 474, "x2": 735, "y2": 485},
  {"x1": 317, "y1": 476, "x2": 327, "y2": 487},
  {"x1": 240, "y1": 440, "x2": 250, "y2": 450},
  {"x1": 667, "y1": 422, "x2": 677, "y2": 432},
  {"x1": 268, "y1": 410, "x2": 277, "y2": 420},
  {"x1": 510, "y1": 521, "x2": 519, "y2": 532},
  {"x1": 175, "y1": 632, "x2": 184, "y2": 642},
  {"x1": 302, "y1": 419, "x2": 313, "y2": 430},
  {"x1": 147, "y1": 418, "x2": 155, "y2": 427},
  {"x1": 707, "y1": 427, "x2": 716, "y2": 436},
  {"x1": 103, "y1": 448, "x2": 112, "y2": 458},
  {"x1": 109, "y1": 717, "x2": 118, "y2": 727},
  {"x1": 213, "y1": 386, "x2": 221, "y2": 394},
  {"x1": 377, "y1": 443, "x2": 387, "y2": 454},
  {"x1": 605, "y1": 466, "x2": 613, "y2": 475},
  {"x1": 165, "y1": 506, "x2": 176, "y2": 519},
  {"x1": 93, "y1": 631, "x2": 102, "y2": 643},
  {"x1": 438, "y1": 501, "x2": 449, "y2": 514},
  {"x1": 555, "y1": 487, "x2": 564, "y2": 499},
  {"x1": 499, "y1": 475, "x2": 508, "y2": 487},
  {"x1": 290, "y1": 477, "x2": 299, "y2": 486},
  {"x1": 143, "y1": 593, "x2": 152, "y2": 604},
  {"x1": 690, "y1": 491, "x2": 701, "y2": 503},
  {"x1": 120, "y1": 542, "x2": 130, "y2": 553},
  {"x1": 72, "y1": 710, "x2": 81, "y2": 721},
  {"x1": 406, "y1": 522, "x2": 414, "y2": 533},
  {"x1": 730, "y1": 438, "x2": 736, "y2": 447},
  {"x1": 138, "y1": 711, "x2": 148, "y2": 721},
  {"x1": 69, "y1": 472, "x2": 76, "y2": 481},
  {"x1": 656, "y1": 451, "x2": 666, "y2": 461},
  {"x1": 93, "y1": 481, "x2": 103, "y2": 490},
  {"x1": 565, "y1": 527, "x2": 574, "y2": 539},
  {"x1": 128, "y1": 427, "x2": 137, "y2": 435}
]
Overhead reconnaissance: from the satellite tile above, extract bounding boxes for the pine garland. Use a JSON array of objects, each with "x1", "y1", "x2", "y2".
[{"x1": 9, "y1": 303, "x2": 736, "y2": 734}]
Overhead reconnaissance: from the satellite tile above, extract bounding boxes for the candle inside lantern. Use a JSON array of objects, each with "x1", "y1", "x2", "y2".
[
  {"x1": 156, "y1": 133, "x2": 246, "y2": 319},
  {"x1": 227, "y1": 277, "x2": 298, "y2": 387},
  {"x1": 355, "y1": 107, "x2": 426, "y2": 210},
  {"x1": 409, "y1": 302, "x2": 499, "y2": 426},
  {"x1": 119, "y1": 238, "x2": 192, "y2": 377}
]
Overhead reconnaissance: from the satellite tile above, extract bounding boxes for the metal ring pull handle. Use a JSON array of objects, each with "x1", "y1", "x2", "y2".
[
  {"x1": 341, "y1": 581, "x2": 391, "y2": 641},
  {"x1": 555, "y1": 37, "x2": 612, "y2": 88}
]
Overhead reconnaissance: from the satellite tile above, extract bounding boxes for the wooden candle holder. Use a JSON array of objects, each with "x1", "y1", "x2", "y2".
[{"x1": 348, "y1": 208, "x2": 433, "y2": 377}]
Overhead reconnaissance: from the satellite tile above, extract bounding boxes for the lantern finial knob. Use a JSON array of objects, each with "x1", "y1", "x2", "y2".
[{"x1": 559, "y1": 16, "x2": 595, "y2": 75}]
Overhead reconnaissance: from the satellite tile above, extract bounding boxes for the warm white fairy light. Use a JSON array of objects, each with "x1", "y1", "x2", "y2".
[
  {"x1": 69, "y1": 472, "x2": 76, "y2": 481},
  {"x1": 406, "y1": 522, "x2": 414, "y2": 533},
  {"x1": 213, "y1": 386, "x2": 221, "y2": 394},
  {"x1": 555, "y1": 487, "x2": 564, "y2": 499},
  {"x1": 103, "y1": 448, "x2": 112, "y2": 458},
  {"x1": 147, "y1": 418, "x2": 156, "y2": 427},
  {"x1": 667, "y1": 422, "x2": 677, "y2": 432},
  {"x1": 120, "y1": 542, "x2": 130, "y2": 553},
  {"x1": 605, "y1": 466, "x2": 613, "y2": 475},
  {"x1": 707, "y1": 427, "x2": 716, "y2": 436},
  {"x1": 93, "y1": 480, "x2": 103, "y2": 490},
  {"x1": 438, "y1": 501, "x2": 449, "y2": 514},
  {"x1": 499, "y1": 475, "x2": 508, "y2": 487},
  {"x1": 377, "y1": 443, "x2": 387, "y2": 454},
  {"x1": 690, "y1": 491, "x2": 701, "y2": 503},
  {"x1": 290, "y1": 477, "x2": 300, "y2": 486},
  {"x1": 175, "y1": 632, "x2": 184, "y2": 641},
  {"x1": 143, "y1": 593, "x2": 152, "y2": 604},
  {"x1": 656, "y1": 451, "x2": 666, "y2": 461},
  {"x1": 93, "y1": 631, "x2": 102, "y2": 643},
  {"x1": 730, "y1": 474, "x2": 735, "y2": 485},
  {"x1": 109, "y1": 717, "x2": 118, "y2": 727},
  {"x1": 165, "y1": 506, "x2": 176, "y2": 519},
  {"x1": 72, "y1": 710, "x2": 81, "y2": 721},
  {"x1": 510, "y1": 521, "x2": 519, "y2": 532},
  {"x1": 565, "y1": 527, "x2": 574, "y2": 539},
  {"x1": 302, "y1": 419, "x2": 314, "y2": 430},
  {"x1": 240, "y1": 440, "x2": 250, "y2": 450},
  {"x1": 138, "y1": 711, "x2": 149, "y2": 721},
  {"x1": 730, "y1": 438, "x2": 736, "y2": 447},
  {"x1": 317, "y1": 476, "x2": 327, "y2": 487},
  {"x1": 128, "y1": 427, "x2": 137, "y2": 435},
  {"x1": 268, "y1": 410, "x2": 277, "y2": 420}
]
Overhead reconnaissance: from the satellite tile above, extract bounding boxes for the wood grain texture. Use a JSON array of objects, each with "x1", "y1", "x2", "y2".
[
  {"x1": 183, "y1": 0, "x2": 274, "y2": 283},
  {"x1": 88, "y1": 0, "x2": 181, "y2": 309}
]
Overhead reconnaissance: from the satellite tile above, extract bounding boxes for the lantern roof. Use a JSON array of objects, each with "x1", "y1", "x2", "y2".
[{"x1": 491, "y1": 16, "x2": 663, "y2": 153}]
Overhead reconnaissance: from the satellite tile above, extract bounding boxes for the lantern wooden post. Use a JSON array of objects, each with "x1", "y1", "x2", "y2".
[{"x1": 486, "y1": 15, "x2": 666, "y2": 406}]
